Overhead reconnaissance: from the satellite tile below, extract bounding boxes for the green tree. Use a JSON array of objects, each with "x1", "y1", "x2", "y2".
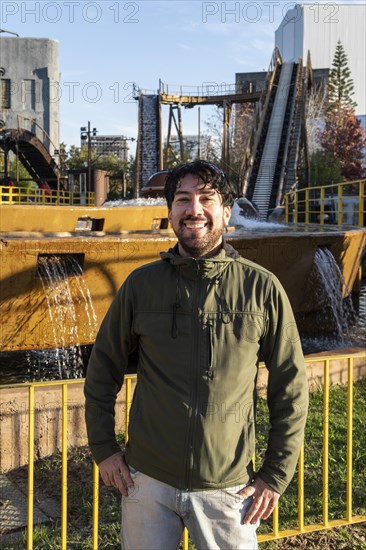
[
  {"x1": 317, "y1": 41, "x2": 366, "y2": 181},
  {"x1": 65, "y1": 144, "x2": 138, "y2": 200},
  {"x1": 0, "y1": 152, "x2": 35, "y2": 187},
  {"x1": 320, "y1": 105, "x2": 366, "y2": 181},
  {"x1": 309, "y1": 150, "x2": 343, "y2": 186},
  {"x1": 327, "y1": 40, "x2": 357, "y2": 110}
]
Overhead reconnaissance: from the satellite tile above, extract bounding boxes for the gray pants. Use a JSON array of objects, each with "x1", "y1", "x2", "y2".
[{"x1": 121, "y1": 468, "x2": 259, "y2": 550}]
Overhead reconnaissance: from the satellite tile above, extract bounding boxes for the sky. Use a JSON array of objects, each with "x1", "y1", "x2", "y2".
[{"x1": 1, "y1": 0, "x2": 365, "y2": 154}]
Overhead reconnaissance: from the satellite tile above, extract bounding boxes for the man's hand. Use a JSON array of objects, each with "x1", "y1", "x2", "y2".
[
  {"x1": 237, "y1": 476, "x2": 280, "y2": 524},
  {"x1": 98, "y1": 451, "x2": 134, "y2": 496}
]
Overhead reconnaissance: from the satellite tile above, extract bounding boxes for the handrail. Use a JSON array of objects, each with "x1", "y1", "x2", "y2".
[
  {"x1": 0, "y1": 186, "x2": 96, "y2": 206},
  {"x1": 285, "y1": 179, "x2": 365, "y2": 226},
  {"x1": 158, "y1": 80, "x2": 262, "y2": 98},
  {"x1": 1, "y1": 351, "x2": 365, "y2": 547},
  {"x1": 16, "y1": 115, "x2": 60, "y2": 159}
]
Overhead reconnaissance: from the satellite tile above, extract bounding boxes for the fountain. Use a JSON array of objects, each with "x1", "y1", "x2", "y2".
[
  {"x1": 35, "y1": 254, "x2": 98, "y2": 379},
  {"x1": 0, "y1": 203, "x2": 365, "y2": 352},
  {"x1": 0, "y1": 202, "x2": 365, "y2": 471}
]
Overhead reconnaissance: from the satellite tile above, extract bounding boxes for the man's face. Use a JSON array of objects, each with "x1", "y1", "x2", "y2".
[{"x1": 168, "y1": 174, "x2": 231, "y2": 258}]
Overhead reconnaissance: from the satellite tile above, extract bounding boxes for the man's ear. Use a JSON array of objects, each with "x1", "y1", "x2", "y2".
[{"x1": 223, "y1": 205, "x2": 231, "y2": 226}]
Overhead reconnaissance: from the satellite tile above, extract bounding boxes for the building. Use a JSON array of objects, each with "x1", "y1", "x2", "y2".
[
  {"x1": 0, "y1": 36, "x2": 60, "y2": 151},
  {"x1": 81, "y1": 134, "x2": 130, "y2": 163},
  {"x1": 164, "y1": 134, "x2": 213, "y2": 163},
  {"x1": 275, "y1": 3, "x2": 366, "y2": 122}
]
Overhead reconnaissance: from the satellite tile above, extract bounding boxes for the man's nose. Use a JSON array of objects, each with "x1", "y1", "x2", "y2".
[{"x1": 186, "y1": 196, "x2": 204, "y2": 216}]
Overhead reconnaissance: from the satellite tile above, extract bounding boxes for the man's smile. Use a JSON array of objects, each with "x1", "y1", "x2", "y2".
[
  {"x1": 181, "y1": 217, "x2": 208, "y2": 231},
  {"x1": 184, "y1": 222, "x2": 206, "y2": 229}
]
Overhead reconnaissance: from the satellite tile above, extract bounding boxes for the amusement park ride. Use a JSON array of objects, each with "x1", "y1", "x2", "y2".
[{"x1": 1, "y1": 48, "x2": 312, "y2": 221}]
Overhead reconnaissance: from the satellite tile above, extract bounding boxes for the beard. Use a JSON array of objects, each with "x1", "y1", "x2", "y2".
[{"x1": 173, "y1": 216, "x2": 226, "y2": 258}]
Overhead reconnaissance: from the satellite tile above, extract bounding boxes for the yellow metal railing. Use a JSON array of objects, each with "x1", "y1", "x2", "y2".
[
  {"x1": 2, "y1": 354, "x2": 365, "y2": 548},
  {"x1": 285, "y1": 179, "x2": 365, "y2": 226},
  {"x1": 0, "y1": 186, "x2": 95, "y2": 206}
]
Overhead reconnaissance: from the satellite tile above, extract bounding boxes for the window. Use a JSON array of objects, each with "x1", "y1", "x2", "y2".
[{"x1": 1, "y1": 79, "x2": 11, "y2": 109}]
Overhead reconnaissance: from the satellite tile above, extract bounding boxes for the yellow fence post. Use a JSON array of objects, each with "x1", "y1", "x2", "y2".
[
  {"x1": 294, "y1": 191, "x2": 298, "y2": 223},
  {"x1": 320, "y1": 187, "x2": 325, "y2": 225},
  {"x1": 337, "y1": 183, "x2": 343, "y2": 225},
  {"x1": 359, "y1": 181, "x2": 364, "y2": 227},
  {"x1": 61, "y1": 383, "x2": 68, "y2": 550},
  {"x1": 305, "y1": 189, "x2": 309, "y2": 224},
  {"x1": 182, "y1": 527, "x2": 189, "y2": 550},
  {"x1": 272, "y1": 504, "x2": 279, "y2": 538},
  {"x1": 346, "y1": 357, "x2": 353, "y2": 522},
  {"x1": 322, "y1": 359, "x2": 330, "y2": 527},
  {"x1": 92, "y1": 461, "x2": 99, "y2": 550},
  {"x1": 125, "y1": 378, "x2": 132, "y2": 443},
  {"x1": 27, "y1": 386, "x2": 35, "y2": 550},
  {"x1": 298, "y1": 444, "x2": 305, "y2": 532}
]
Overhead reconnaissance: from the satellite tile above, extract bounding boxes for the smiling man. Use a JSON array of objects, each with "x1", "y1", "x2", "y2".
[
  {"x1": 167, "y1": 171, "x2": 231, "y2": 258},
  {"x1": 85, "y1": 160, "x2": 309, "y2": 549}
]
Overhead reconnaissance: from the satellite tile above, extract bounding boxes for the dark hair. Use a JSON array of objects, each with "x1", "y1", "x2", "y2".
[{"x1": 164, "y1": 160, "x2": 235, "y2": 208}]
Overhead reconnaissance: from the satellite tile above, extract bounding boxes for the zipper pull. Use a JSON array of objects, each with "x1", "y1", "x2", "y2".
[{"x1": 206, "y1": 320, "x2": 214, "y2": 379}]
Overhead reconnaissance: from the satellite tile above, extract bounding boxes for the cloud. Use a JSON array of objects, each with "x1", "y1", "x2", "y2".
[
  {"x1": 180, "y1": 22, "x2": 202, "y2": 33},
  {"x1": 177, "y1": 43, "x2": 192, "y2": 51}
]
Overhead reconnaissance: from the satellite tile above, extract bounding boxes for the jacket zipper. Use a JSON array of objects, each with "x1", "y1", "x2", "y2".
[
  {"x1": 185, "y1": 262, "x2": 201, "y2": 490},
  {"x1": 206, "y1": 320, "x2": 214, "y2": 379}
]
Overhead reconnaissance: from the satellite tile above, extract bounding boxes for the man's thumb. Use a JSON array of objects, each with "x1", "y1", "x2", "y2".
[{"x1": 237, "y1": 483, "x2": 255, "y2": 497}]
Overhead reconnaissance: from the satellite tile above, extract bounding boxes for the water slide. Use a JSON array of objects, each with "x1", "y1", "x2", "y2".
[
  {"x1": 136, "y1": 94, "x2": 162, "y2": 193},
  {"x1": 242, "y1": 55, "x2": 309, "y2": 220},
  {"x1": 251, "y1": 62, "x2": 294, "y2": 219}
]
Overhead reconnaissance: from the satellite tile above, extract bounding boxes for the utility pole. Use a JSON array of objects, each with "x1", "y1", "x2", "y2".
[
  {"x1": 87, "y1": 121, "x2": 92, "y2": 194},
  {"x1": 80, "y1": 122, "x2": 97, "y2": 194}
]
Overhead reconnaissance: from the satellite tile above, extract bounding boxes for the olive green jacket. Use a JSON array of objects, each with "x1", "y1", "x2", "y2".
[{"x1": 84, "y1": 243, "x2": 308, "y2": 495}]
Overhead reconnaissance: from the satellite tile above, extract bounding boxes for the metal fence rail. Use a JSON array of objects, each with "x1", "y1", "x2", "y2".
[
  {"x1": 285, "y1": 179, "x2": 365, "y2": 226},
  {"x1": 1, "y1": 354, "x2": 365, "y2": 549},
  {"x1": 0, "y1": 186, "x2": 95, "y2": 206}
]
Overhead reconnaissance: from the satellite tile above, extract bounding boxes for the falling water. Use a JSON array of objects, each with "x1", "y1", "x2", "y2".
[
  {"x1": 300, "y1": 247, "x2": 358, "y2": 354},
  {"x1": 313, "y1": 247, "x2": 355, "y2": 335},
  {"x1": 28, "y1": 255, "x2": 98, "y2": 380}
]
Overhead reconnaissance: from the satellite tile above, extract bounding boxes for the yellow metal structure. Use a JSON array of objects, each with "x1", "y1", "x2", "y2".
[
  {"x1": 0, "y1": 186, "x2": 96, "y2": 206},
  {"x1": 0, "y1": 203, "x2": 168, "y2": 232},
  {"x1": 285, "y1": 179, "x2": 365, "y2": 227},
  {"x1": 1, "y1": 224, "x2": 365, "y2": 351},
  {"x1": 1, "y1": 353, "x2": 364, "y2": 548}
]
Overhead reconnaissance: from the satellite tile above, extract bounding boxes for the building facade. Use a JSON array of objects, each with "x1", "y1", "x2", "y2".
[
  {"x1": 82, "y1": 135, "x2": 130, "y2": 163},
  {"x1": 0, "y1": 36, "x2": 60, "y2": 152},
  {"x1": 275, "y1": 3, "x2": 366, "y2": 119}
]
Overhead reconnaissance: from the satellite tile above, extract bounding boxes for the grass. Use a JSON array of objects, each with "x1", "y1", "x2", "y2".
[{"x1": 1, "y1": 379, "x2": 365, "y2": 549}]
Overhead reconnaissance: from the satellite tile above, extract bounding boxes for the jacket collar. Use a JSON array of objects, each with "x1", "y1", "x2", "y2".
[{"x1": 160, "y1": 240, "x2": 239, "y2": 281}]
